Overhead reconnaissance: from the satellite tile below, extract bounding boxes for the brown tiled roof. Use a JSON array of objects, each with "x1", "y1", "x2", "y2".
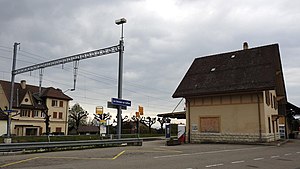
[
  {"x1": 0, "y1": 80, "x2": 72, "y2": 109},
  {"x1": 41, "y1": 87, "x2": 72, "y2": 100},
  {"x1": 173, "y1": 44, "x2": 286, "y2": 103}
]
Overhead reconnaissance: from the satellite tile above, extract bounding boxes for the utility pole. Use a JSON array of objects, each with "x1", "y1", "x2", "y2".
[
  {"x1": 7, "y1": 42, "x2": 20, "y2": 139},
  {"x1": 115, "y1": 18, "x2": 126, "y2": 139}
]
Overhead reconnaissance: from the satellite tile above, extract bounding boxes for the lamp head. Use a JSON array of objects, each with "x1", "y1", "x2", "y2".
[{"x1": 115, "y1": 18, "x2": 127, "y2": 25}]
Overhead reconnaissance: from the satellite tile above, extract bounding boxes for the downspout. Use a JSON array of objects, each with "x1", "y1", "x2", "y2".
[
  {"x1": 257, "y1": 92, "x2": 262, "y2": 142},
  {"x1": 65, "y1": 101, "x2": 68, "y2": 135},
  {"x1": 187, "y1": 99, "x2": 191, "y2": 143}
]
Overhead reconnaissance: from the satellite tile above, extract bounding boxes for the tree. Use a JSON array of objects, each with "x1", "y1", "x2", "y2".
[
  {"x1": 157, "y1": 117, "x2": 167, "y2": 134},
  {"x1": 68, "y1": 103, "x2": 88, "y2": 134},
  {"x1": 140, "y1": 116, "x2": 156, "y2": 134},
  {"x1": 42, "y1": 110, "x2": 51, "y2": 135}
]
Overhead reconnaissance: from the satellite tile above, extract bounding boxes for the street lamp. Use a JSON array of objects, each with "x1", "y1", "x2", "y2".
[
  {"x1": 115, "y1": 18, "x2": 127, "y2": 40},
  {"x1": 115, "y1": 18, "x2": 126, "y2": 139}
]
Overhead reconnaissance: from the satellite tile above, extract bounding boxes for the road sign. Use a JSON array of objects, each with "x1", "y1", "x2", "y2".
[
  {"x1": 96, "y1": 106, "x2": 103, "y2": 115},
  {"x1": 107, "y1": 101, "x2": 127, "y2": 110},
  {"x1": 111, "y1": 98, "x2": 131, "y2": 107},
  {"x1": 138, "y1": 106, "x2": 143, "y2": 115}
]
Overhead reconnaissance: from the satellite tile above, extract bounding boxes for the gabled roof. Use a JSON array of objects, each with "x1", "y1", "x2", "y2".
[
  {"x1": 0, "y1": 80, "x2": 72, "y2": 109},
  {"x1": 173, "y1": 44, "x2": 287, "y2": 104}
]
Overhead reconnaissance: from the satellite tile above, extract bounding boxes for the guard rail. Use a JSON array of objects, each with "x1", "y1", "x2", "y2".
[{"x1": 0, "y1": 138, "x2": 142, "y2": 152}]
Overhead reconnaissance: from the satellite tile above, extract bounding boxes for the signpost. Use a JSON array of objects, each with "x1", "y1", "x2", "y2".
[
  {"x1": 111, "y1": 98, "x2": 131, "y2": 107},
  {"x1": 107, "y1": 101, "x2": 127, "y2": 110}
]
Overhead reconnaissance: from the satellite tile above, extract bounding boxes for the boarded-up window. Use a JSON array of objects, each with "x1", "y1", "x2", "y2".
[{"x1": 200, "y1": 117, "x2": 220, "y2": 133}]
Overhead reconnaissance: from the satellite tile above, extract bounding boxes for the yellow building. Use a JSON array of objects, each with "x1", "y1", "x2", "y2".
[
  {"x1": 0, "y1": 80, "x2": 72, "y2": 136},
  {"x1": 173, "y1": 43, "x2": 287, "y2": 143}
]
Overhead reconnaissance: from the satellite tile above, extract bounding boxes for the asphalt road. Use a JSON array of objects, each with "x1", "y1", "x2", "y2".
[{"x1": 0, "y1": 139, "x2": 299, "y2": 169}]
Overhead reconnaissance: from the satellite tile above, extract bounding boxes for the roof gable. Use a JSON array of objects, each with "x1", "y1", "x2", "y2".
[
  {"x1": 173, "y1": 44, "x2": 286, "y2": 102},
  {"x1": 20, "y1": 91, "x2": 33, "y2": 106}
]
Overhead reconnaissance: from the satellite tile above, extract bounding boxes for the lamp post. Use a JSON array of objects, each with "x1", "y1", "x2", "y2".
[{"x1": 115, "y1": 18, "x2": 126, "y2": 139}]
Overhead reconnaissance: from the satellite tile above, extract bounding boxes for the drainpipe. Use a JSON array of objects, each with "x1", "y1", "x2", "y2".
[
  {"x1": 187, "y1": 99, "x2": 191, "y2": 143},
  {"x1": 257, "y1": 92, "x2": 262, "y2": 142},
  {"x1": 65, "y1": 101, "x2": 68, "y2": 135}
]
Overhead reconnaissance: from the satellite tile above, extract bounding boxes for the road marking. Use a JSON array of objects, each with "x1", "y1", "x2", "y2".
[
  {"x1": 284, "y1": 153, "x2": 292, "y2": 156},
  {"x1": 0, "y1": 157, "x2": 39, "y2": 168},
  {"x1": 253, "y1": 158, "x2": 264, "y2": 161},
  {"x1": 112, "y1": 150, "x2": 126, "y2": 160},
  {"x1": 297, "y1": 152, "x2": 300, "y2": 154},
  {"x1": 39, "y1": 156, "x2": 112, "y2": 160},
  {"x1": 154, "y1": 147, "x2": 182, "y2": 153},
  {"x1": 271, "y1": 155, "x2": 280, "y2": 158},
  {"x1": 205, "y1": 163, "x2": 224, "y2": 168},
  {"x1": 231, "y1": 160, "x2": 245, "y2": 164},
  {"x1": 154, "y1": 146, "x2": 269, "y2": 159}
]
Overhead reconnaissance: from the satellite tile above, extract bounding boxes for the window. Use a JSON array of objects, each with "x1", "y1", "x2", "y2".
[
  {"x1": 52, "y1": 100, "x2": 58, "y2": 107},
  {"x1": 59, "y1": 101, "x2": 64, "y2": 107},
  {"x1": 274, "y1": 96, "x2": 278, "y2": 110},
  {"x1": 33, "y1": 110, "x2": 39, "y2": 117},
  {"x1": 56, "y1": 127, "x2": 62, "y2": 132},
  {"x1": 59, "y1": 112, "x2": 63, "y2": 119},
  {"x1": 200, "y1": 117, "x2": 220, "y2": 133},
  {"x1": 270, "y1": 93, "x2": 274, "y2": 108},
  {"x1": 41, "y1": 112, "x2": 46, "y2": 118},
  {"x1": 265, "y1": 91, "x2": 270, "y2": 106},
  {"x1": 21, "y1": 110, "x2": 30, "y2": 117},
  {"x1": 53, "y1": 112, "x2": 57, "y2": 118},
  {"x1": 268, "y1": 117, "x2": 271, "y2": 133}
]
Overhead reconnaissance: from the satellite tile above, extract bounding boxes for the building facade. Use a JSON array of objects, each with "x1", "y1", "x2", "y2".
[
  {"x1": 173, "y1": 43, "x2": 287, "y2": 143},
  {"x1": 0, "y1": 80, "x2": 72, "y2": 136}
]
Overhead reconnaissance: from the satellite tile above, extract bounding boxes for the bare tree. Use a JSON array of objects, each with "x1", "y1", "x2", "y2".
[
  {"x1": 68, "y1": 103, "x2": 88, "y2": 134},
  {"x1": 157, "y1": 117, "x2": 167, "y2": 134},
  {"x1": 140, "y1": 116, "x2": 156, "y2": 134},
  {"x1": 42, "y1": 110, "x2": 51, "y2": 135}
]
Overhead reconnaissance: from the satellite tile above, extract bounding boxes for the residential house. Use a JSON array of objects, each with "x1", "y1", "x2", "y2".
[
  {"x1": 0, "y1": 80, "x2": 72, "y2": 136},
  {"x1": 173, "y1": 43, "x2": 287, "y2": 143}
]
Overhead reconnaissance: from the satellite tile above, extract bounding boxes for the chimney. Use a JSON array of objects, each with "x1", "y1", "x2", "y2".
[
  {"x1": 20, "y1": 80, "x2": 26, "y2": 89},
  {"x1": 243, "y1": 42, "x2": 249, "y2": 50}
]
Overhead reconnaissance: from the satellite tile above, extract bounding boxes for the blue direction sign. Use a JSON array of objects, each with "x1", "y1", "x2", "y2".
[{"x1": 111, "y1": 98, "x2": 131, "y2": 107}]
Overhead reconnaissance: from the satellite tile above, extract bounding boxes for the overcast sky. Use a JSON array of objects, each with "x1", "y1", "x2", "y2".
[{"x1": 0, "y1": 0, "x2": 300, "y2": 123}]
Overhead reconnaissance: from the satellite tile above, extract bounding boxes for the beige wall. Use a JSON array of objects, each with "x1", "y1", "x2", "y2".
[
  {"x1": 0, "y1": 84, "x2": 9, "y2": 109},
  {"x1": 46, "y1": 98, "x2": 69, "y2": 134},
  {"x1": 186, "y1": 91, "x2": 280, "y2": 143}
]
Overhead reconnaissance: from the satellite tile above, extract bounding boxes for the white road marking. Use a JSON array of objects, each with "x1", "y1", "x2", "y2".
[
  {"x1": 284, "y1": 153, "x2": 292, "y2": 156},
  {"x1": 253, "y1": 158, "x2": 264, "y2": 161},
  {"x1": 154, "y1": 146, "x2": 269, "y2": 159},
  {"x1": 297, "y1": 152, "x2": 300, "y2": 154},
  {"x1": 271, "y1": 155, "x2": 280, "y2": 158},
  {"x1": 205, "y1": 163, "x2": 224, "y2": 168},
  {"x1": 231, "y1": 160, "x2": 245, "y2": 164}
]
